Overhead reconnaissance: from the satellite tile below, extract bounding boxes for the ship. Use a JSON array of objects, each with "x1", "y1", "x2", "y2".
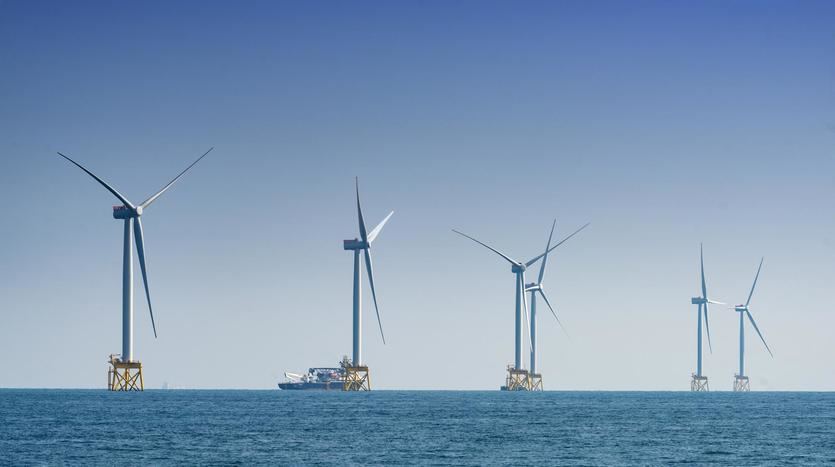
[{"x1": 277, "y1": 356, "x2": 351, "y2": 390}]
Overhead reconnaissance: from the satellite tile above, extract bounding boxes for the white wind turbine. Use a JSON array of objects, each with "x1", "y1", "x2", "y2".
[
  {"x1": 58, "y1": 148, "x2": 212, "y2": 364},
  {"x1": 453, "y1": 222, "x2": 589, "y2": 373},
  {"x1": 731, "y1": 258, "x2": 773, "y2": 391},
  {"x1": 690, "y1": 244, "x2": 724, "y2": 391},
  {"x1": 525, "y1": 219, "x2": 571, "y2": 378},
  {"x1": 343, "y1": 178, "x2": 393, "y2": 368}
]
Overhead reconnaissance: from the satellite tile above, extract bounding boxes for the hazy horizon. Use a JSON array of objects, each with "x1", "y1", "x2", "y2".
[{"x1": 1, "y1": 1, "x2": 834, "y2": 390}]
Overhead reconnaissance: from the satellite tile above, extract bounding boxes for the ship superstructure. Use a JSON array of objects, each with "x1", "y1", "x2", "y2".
[{"x1": 278, "y1": 357, "x2": 353, "y2": 390}]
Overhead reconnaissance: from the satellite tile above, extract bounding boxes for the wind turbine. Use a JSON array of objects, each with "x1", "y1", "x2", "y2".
[
  {"x1": 453, "y1": 222, "x2": 589, "y2": 390},
  {"x1": 342, "y1": 178, "x2": 393, "y2": 390},
  {"x1": 732, "y1": 258, "x2": 773, "y2": 392},
  {"x1": 690, "y1": 244, "x2": 724, "y2": 391},
  {"x1": 525, "y1": 219, "x2": 572, "y2": 390},
  {"x1": 58, "y1": 148, "x2": 212, "y2": 390}
]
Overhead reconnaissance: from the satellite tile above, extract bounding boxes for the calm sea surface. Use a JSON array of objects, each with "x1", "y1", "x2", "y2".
[{"x1": 0, "y1": 390, "x2": 833, "y2": 465}]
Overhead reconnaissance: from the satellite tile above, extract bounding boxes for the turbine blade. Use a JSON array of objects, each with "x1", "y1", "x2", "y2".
[
  {"x1": 525, "y1": 222, "x2": 589, "y2": 267},
  {"x1": 745, "y1": 257, "x2": 764, "y2": 308},
  {"x1": 700, "y1": 243, "x2": 707, "y2": 300},
  {"x1": 746, "y1": 310, "x2": 773, "y2": 357},
  {"x1": 139, "y1": 147, "x2": 213, "y2": 209},
  {"x1": 133, "y1": 217, "x2": 157, "y2": 338},
  {"x1": 356, "y1": 177, "x2": 369, "y2": 242},
  {"x1": 452, "y1": 230, "x2": 518, "y2": 266},
  {"x1": 707, "y1": 299, "x2": 726, "y2": 305},
  {"x1": 363, "y1": 248, "x2": 386, "y2": 344},
  {"x1": 57, "y1": 152, "x2": 135, "y2": 209},
  {"x1": 537, "y1": 219, "x2": 557, "y2": 285},
  {"x1": 703, "y1": 301, "x2": 713, "y2": 354},
  {"x1": 367, "y1": 211, "x2": 394, "y2": 244},
  {"x1": 539, "y1": 287, "x2": 568, "y2": 337}
]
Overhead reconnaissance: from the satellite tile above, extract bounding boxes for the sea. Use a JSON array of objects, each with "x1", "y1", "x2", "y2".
[{"x1": 0, "y1": 390, "x2": 833, "y2": 465}]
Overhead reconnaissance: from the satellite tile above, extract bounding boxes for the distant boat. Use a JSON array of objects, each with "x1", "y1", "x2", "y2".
[{"x1": 278, "y1": 358, "x2": 350, "y2": 390}]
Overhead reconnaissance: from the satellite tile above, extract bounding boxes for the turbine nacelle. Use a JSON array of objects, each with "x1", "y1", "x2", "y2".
[
  {"x1": 113, "y1": 205, "x2": 133, "y2": 219},
  {"x1": 734, "y1": 305, "x2": 747, "y2": 312},
  {"x1": 343, "y1": 238, "x2": 369, "y2": 250},
  {"x1": 112, "y1": 205, "x2": 141, "y2": 219},
  {"x1": 511, "y1": 263, "x2": 526, "y2": 273},
  {"x1": 525, "y1": 283, "x2": 540, "y2": 292},
  {"x1": 691, "y1": 296, "x2": 706, "y2": 305}
]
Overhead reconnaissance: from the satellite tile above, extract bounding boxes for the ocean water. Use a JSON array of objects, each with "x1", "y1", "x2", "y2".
[{"x1": 1, "y1": 390, "x2": 833, "y2": 465}]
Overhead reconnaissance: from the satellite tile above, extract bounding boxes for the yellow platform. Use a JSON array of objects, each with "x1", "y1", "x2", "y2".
[
  {"x1": 504, "y1": 366, "x2": 530, "y2": 391},
  {"x1": 108, "y1": 355, "x2": 144, "y2": 391},
  {"x1": 343, "y1": 366, "x2": 371, "y2": 391},
  {"x1": 733, "y1": 375, "x2": 750, "y2": 392},
  {"x1": 690, "y1": 374, "x2": 708, "y2": 392},
  {"x1": 529, "y1": 373, "x2": 543, "y2": 391}
]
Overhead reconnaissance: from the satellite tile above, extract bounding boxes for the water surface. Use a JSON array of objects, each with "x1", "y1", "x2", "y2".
[{"x1": 1, "y1": 390, "x2": 833, "y2": 464}]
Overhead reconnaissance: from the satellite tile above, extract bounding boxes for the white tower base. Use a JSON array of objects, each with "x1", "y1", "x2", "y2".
[{"x1": 733, "y1": 375, "x2": 750, "y2": 392}]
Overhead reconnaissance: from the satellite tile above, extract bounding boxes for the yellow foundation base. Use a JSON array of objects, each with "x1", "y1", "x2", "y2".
[
  {"x1": 108, "y1": 355, "x2": 144, "y2": 391},
  {"x1": 503, "y1": 366, "x2": 530, "y2": 391},
  {"x1": 733, "y1": 375, "x2": 750, "y2": 392},
  {"x1": 529, "y1": 373, "x2": 543, "y2": 391},
  {"x1": 691, "y1": 374, "x2": 709, "y2": 392},
  {"x1": 343, "y1": 366, "x2": 371, "y2": 391}
]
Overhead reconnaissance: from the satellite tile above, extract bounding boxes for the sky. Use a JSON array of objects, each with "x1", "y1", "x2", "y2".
[{"x1": 1, "y1": 0, "x2": 834, "y2": 390}]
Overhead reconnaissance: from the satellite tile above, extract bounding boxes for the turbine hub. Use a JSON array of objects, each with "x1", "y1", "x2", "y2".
[
  {"x1": 135, "y1": 206, "x2": 143, "y2": 216},
  {"x1": 511, "y1": 263, "x2": 526, "y2": 273}
]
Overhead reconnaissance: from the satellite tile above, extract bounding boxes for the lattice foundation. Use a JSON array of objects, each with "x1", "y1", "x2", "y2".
[
  {"x1": 733, "y1": 375, "x2": 750, "y2": 392},
  {"x1": 343, "y1": 366, "x2": 370, "y2": 391},
  {"x1": 503, "y1": 367, "x2": 530, "y2": 391},
  {"x1": 108, "y1": 355, "x2": 144, "y2": 391},
  {"x1": 691, "y1": 374, "x2": 709, "y2": 392},
  {"x1": 528, "y1": 373, "x2": 543, "y2": 391}
]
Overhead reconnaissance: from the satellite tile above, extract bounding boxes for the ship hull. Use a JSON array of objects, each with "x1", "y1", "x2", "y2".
[{"x1": 277, "y1": 381, "x2": 343, "y2": 390}]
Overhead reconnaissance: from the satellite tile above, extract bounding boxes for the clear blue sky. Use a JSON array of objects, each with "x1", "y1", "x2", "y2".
[{"x1": 1, "y1": 1, "x2": 833, "y2": 389}]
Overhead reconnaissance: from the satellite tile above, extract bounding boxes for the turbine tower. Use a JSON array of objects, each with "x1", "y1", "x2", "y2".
[
  {"x1": 58, "y1": 148, "x2": 212, "y2": 391},
  {"x1": 342, "y1": 178, "x2": 393, "y2": 391},
  {"x1": 525, "y1": 219, "x2": 573, "y2": 391},
  {"x1": 690, "y1": 244, "x2": 724, "y2": 392},
  {"x1": 453, "y1": 222, "x2": 588, "y2": 391},
  {"x1": 732, "y1": 258, "x2": 773, "y2": 392}
]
